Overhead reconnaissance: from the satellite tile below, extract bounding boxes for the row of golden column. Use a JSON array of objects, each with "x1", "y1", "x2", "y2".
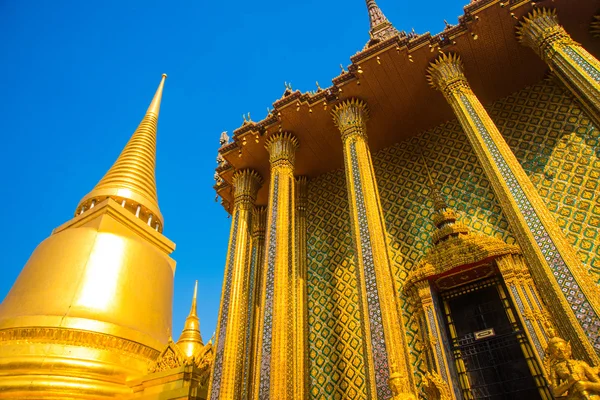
[{"x1": 209, "y1": 9, "x2": 600, "y2": 399}]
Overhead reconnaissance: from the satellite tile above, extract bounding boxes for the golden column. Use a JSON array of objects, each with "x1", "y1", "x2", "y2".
[
  {"x1": 331, "y1": 99, "x2": 416, "y2": 400},
  {"x1": 254, "y1": 132, "x2": 299, "y2": 400},
  {"x1": 245, "y1": 206, "x2": 267, "y2": 400},
  {"x1": 427, "y1": 53, "x2": 600, "y2": 362},
  {"x1": 518, "y1": 8, "x2": 600, "y2": 128},
  {"x1": 208, "y1": 169, "x2": 263, "y2": 400},
  {"x1": 295, "y1": 176, "x2": 309, "y2": 400}
]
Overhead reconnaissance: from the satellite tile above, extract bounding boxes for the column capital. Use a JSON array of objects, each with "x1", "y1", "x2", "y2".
[
  {"x1": 251, "y1": 206, "x2": 267, "y2": 238},
  {"x1": 427, "y1": 53, "x2": 470, "y2": 95},
  {"x1": 233, "y1": 169, "x2": 263, "y2": 205},
  {"x1": 265, "y1": 132, "x2": 299, "y2": 167},
  {"x1": 331, "y1": 98, "x2": 370, "y2": 141},
  {"x1": 517, "y1": 8, "x2": 576, "y2": 59}
]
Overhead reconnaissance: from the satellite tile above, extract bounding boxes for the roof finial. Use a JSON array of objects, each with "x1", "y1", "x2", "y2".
[
  {"x1": 365, "y1": 0, "x2": 403, "y2": 47},
  {"x1": 366, "y1": 0, "x2": 390, "y2": 30},
  {"x1": 76, "y1": 74, "x2": 167, "y2": 230},
  {"x1": 177, "y1": 280, "x2": 204, "y2": 358}
]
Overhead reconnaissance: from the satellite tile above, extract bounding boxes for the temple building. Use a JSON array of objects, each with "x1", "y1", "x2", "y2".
[
  {"x1": 1, "y1": 0, "x2": 600, "y2": 399},
  {"x1": 211, "y1": 0, "x2": 600, "y2": 399}
]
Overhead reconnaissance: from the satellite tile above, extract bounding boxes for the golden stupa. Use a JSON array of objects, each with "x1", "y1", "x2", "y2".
[{"x1": 0, "y1": 75, "x2": 214, "y2": 399}]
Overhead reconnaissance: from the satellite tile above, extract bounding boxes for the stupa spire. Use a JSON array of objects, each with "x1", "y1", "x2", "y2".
[
  {"x1": 76, "y1": 74, "x2": 167, "y2": 230},
  {"x1": 177, "y1": 280, "x2": 204, "y2": 358}
]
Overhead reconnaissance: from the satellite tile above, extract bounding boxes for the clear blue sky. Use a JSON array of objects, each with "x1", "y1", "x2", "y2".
[{"x1": 0, "y1": 0, "x2": 467, "y2": 342}]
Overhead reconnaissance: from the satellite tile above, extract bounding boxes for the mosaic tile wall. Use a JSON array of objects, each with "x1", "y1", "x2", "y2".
[
  {"x1": 306, "y1": 170, "x2": 368, "y2": 400},
  {"x1": 305, "y1": 78, "x2": 599, "y2": 399},
  {"x1": 489, "y1": 78, "x2": 600, "y2": 276}
]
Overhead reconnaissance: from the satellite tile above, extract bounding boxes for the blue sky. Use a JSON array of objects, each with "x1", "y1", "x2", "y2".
[{"x1": 0, "y1": 0, "x2": 468, "y2": 342}]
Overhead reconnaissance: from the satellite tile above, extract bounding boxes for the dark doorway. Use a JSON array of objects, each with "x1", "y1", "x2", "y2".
[{"x1": 441, "y1": 279, "x2": 548, "y2": 400}]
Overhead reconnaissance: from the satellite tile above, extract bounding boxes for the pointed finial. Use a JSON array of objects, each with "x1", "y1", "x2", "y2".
[
  {"x1": 189, "y1": 280, "x2": 198, "y2": 317},
  {"x1": 366, "y1": 0, "x2": 389, "y2": 28},
  {"x1": 76, "y1": 74, "x2": 167, "y2": 231},
  {"x1": 365, "y1": 0, "x2": 401, "y2": 46},
  {"x1": 177, "y1": 280, "x2": 204, "y2": 358},
  {"x1": 147, "y1": 73, "x2": 167, "y2": 116}
]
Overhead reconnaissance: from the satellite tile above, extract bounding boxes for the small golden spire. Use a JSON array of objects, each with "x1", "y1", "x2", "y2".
[
  {"x1": 76, "y1": 74, "x2": 167, "y2": 230},
  {"x1": 177, "y1": 280, "x2": 204, "y2": 358},
  {"x1": 421, "y1": 154, "x2": 448, "y2": 212}
]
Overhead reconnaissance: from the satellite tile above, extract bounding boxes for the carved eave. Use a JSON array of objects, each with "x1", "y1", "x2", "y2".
[
  {"x1": 405, "y1": 233, "x2": 521, "y2": 291},
  {"x1": 148, "y1": 338, "x2": 215, "y2": 376},
  {"x1": 213, "y1": 0, "x2": 600, "y2": 213},
  {"x1": 149, "y1": 339, "x2": 187, "y2": 374}
]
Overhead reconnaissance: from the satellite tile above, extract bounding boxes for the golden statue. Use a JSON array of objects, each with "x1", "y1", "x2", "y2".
[
  {"x1": 547, "y1": 336, "x2": 600, "y2": 399},
  {"x1": 389, "y1": 372, "x2": 417, "y2": 400}
]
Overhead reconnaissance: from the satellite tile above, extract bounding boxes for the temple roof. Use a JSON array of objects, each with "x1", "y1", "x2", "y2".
[{"x1": 214, "y1": 0, "x2": 600, "y2": 213}]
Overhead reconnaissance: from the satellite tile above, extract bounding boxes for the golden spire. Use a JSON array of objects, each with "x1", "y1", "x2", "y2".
[
  {"x1": 421, "y1": 155, "x2": 467, "y2": 245},
  {"x1": 421, "y1": 154, "x2": 449, "y2": 213},
  {"x1": 76, "y1": 74, "x2": 167, "y2": 230},
  {"x1": 177, "y1": 280, "x2": 204, "y2": 358}
]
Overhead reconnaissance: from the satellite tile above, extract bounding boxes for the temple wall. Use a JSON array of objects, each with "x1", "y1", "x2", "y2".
[{"x1": 305, "y1": 77, "x2": 600, "y2": 399}]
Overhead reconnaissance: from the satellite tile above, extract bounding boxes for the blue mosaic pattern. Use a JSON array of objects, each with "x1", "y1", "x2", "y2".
[
  {"x1": 241, "y1": 245, "x2": 258, "y2": 399},
  {"x1": 210, "y1": 210, "x2": 240, "y2": 400},
  {"x1": 509, "y1": 286, "x2": 544, "y2": 357},
  {"x1": 563, "y1": 47, "x2": 600, "y2": 83},
  {"x1": 426, "y1": 307, "x2": 448, "y2": 382},
  {"x1": 258, "y1": 174, "x2": 279, "y2": 399},
  {"x1": 350, "y1": 142, "x2": 392, "y2": 399},
  {"x1": 460, "y1": 94, "x2": 600, "y2": 349}
]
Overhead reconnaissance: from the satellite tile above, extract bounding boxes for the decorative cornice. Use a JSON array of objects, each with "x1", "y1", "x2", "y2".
[
  {"x1": 0, "y1": 327, "x2": 160, "y2": 361},
  {"x1": 265, "y1": 132, "x2": 299, "y2": 167}
]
